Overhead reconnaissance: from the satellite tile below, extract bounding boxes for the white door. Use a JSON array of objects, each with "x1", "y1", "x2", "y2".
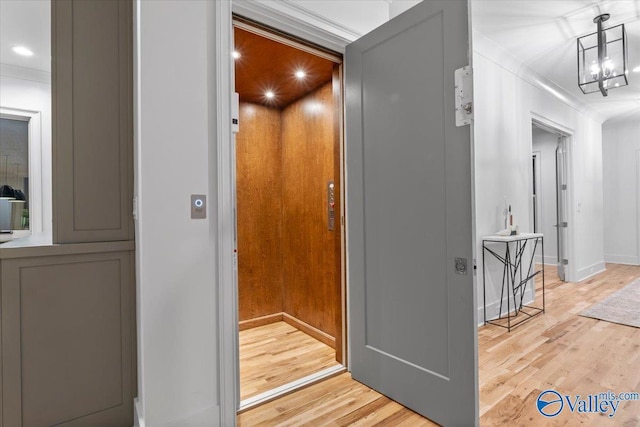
[
  {"x1": 555, "y1": 136, "x2": 568, "y2": 281},
  {"x1": 345, "y1": 1, "x2": 478, "y2": 425}
]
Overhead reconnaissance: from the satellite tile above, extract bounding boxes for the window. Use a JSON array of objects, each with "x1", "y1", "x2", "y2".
[{"x1": 0, "y1": 115, "x2": 30, "y2": 235}]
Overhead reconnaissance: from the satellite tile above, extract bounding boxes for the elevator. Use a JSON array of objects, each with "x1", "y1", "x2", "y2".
[{"x1": 232, "y1": 19, "x2": 345, "y2": 406}]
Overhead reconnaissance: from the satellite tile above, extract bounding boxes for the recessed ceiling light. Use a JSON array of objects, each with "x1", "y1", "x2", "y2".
[
  {"x1": 12, "y1": 46, "x2": 34, "y2": 57},
  {"x1": 295, "y1": 70, "x2": 306, "y2": 79},
  {"x1": 232, "y1": 50, "x2": 241, "y2": 59},
  {"x1": 633, "y1": 65, "x2": 640, "y2": 73},
  {"x1": 265, "y1": 91, "x2": 275, "y2": 99}
]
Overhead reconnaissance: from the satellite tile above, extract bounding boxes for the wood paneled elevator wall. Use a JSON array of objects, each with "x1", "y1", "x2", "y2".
[{"x1": 236, "y1": 81, "x2": 339, "y2": 348}]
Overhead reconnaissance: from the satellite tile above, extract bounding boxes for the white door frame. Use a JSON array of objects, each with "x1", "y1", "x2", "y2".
[
  {"x1": 0, "y1": 107, "x2": 44, "y2": 236},
  {"x1": 636, "y1": 150, "x2": 640, "y2": 265},
  {"x1": 216, "y1": 2, "x2": 355, "y2": 424},
  {"x1": 531, "y1": 150, "x2": 541, "y2": 241},
  {"x1": 530, "y1": 113, "x2": 576, "y2": 282}
]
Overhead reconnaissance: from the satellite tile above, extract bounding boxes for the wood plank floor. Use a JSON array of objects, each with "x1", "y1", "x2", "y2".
[
  {"x1": 479, "y1": 263, "x2": 640, "y2": 426},
  {"x1": 240, "y1": 264, "x2": 640, "y2": 426},
  {"x1": 240, "y1": 321, "x2": 340, "y2": 400}
]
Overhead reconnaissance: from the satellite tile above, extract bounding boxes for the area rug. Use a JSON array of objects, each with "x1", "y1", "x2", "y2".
[{"x1": 579, "y1": 278, "x2": 640, "y2": 328}]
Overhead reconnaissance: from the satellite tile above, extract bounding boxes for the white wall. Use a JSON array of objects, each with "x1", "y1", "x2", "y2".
[
  {"x1": 389, "y1": 0, "x2": 422, "y2": 18},
  {"x1": 0, "y1": 64, "x2": 52, "y2": 234},
  {"x1": 134, "y1": 1, "x2": 395, "y2": 425},
  {"x1": 532, "y1": 127, "x2": 558, "y2": 265},
  {"x1": 135, "y1": 1, "x2": 218, "y2": 425},
  {"x1": 602, "y1": 112, "x2": 640, "y2": 265},
  {"x1": 473, "y1": 31, "x2": 605, "y2": 324}
]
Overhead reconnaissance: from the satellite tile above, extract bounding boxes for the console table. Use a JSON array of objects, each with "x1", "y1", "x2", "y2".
[{"x1": 482, "y1": 233, "x2": 545, "y2": 331}]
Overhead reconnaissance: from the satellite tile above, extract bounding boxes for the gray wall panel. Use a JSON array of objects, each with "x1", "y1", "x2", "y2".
[
  {"x1": 1, "y1": 251, "x2": 134, "y2": 427},
  {"x1": 52, "y1": 0, "x2": 133, "y2": 243}
]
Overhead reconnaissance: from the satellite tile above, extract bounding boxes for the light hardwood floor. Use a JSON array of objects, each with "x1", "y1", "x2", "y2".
[
  {"x1": 239, "y1": 264, "x2": 640, "y2": 426},
  {"x1": 240, "y1": 321, "x2": 340, "y2": 400}
]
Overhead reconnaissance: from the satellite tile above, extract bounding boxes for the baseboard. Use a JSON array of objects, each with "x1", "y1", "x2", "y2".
[
  {"x1": 238, "y1": 313, "x2": 283, "y2": 331},
  {"x1": 604, "y1": 254, "x2": 640, "y2": 266},
  {"x1": 283, "y1": 313, "x2": 336, "y2": 349},
  {"x1": 160, "y1": 405, "x2": 219, "y2": 427},
  {"x1": 477, "y1": 292, "x2": 535, "y2": 327},
  {"x1": 576, "y1": 261, "x2": 607, "y2": 282},
  {"x1": 239, "y1": 312, "x2": 336, "y2": 349},
  {"x1": 534, "y1": 255, "x2": 557, "y2": 266},
  {"x1": 134, "y1": 397, "x2": 144, "y2": 427}
]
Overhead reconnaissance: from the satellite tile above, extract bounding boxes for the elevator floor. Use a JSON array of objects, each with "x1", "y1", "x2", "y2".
[{"x1": 240, "y1": 321, "x2": 340, "y2": 400}]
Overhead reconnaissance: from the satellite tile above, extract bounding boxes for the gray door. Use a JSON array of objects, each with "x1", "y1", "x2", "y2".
[{"x1": 345, "y1": 1, "x2": 478, "y2": 425}]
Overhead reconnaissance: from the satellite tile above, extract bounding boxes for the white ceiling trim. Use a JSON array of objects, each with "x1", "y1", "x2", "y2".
[
  {"x1": 278, "y1": 0, "x2": 364, "y2": 39},
  {"x1": 473, "y1": 29, "x2": 606, "y2": 124},
  {"x1": 0, "y1": 63, "x2": 50, "y2": 85},
  {"x1": 232, "y1": 0, "x2": 355, "y2": 53}
]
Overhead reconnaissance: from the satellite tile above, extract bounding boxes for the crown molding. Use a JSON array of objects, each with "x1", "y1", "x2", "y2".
[
  {"x1": 232, "y1": 0, "x2": 356, "y2": 53},
  {"x1": 0, "y1": 63, "x2": 51, "y2": 85},
  {"x1": 472, "y1": 29, "x2": 606, "y2": 124}
]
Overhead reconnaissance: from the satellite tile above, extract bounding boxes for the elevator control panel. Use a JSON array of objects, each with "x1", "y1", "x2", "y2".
[
  {"x1": 232, "y1": 92, "x2": 240, "y2": 134},
  {"x1": 191, "y1": 194, "x2": 206, "y2": 219},
  {"x1": 328, "y1": 181, "x2": 335, "y2": 231}
]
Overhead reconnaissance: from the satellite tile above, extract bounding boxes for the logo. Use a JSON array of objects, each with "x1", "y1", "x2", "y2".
[
  {"x1": 536, "y1": 390, "x2": 638, "y2": 418},
  {"x1": 537, "y1": 390, "x2": 564, "y2": 417}
]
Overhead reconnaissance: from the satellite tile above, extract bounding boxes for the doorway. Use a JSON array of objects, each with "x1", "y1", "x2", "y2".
[
  {"x1": 232, "y1": 18, "x2": 346, "y2": 410},
  {"x1": 531, "y1": 120, "x2": 571, "y2": 281}
]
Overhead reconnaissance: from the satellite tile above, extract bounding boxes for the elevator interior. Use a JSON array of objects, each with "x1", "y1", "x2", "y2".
[{"x1": 233, "y1": 21, "x2": 344, "y2": 402}]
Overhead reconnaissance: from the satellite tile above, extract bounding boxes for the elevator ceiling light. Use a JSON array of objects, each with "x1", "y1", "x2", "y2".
[
  {"x1": 11, "y1": 46, "x2": 34, "y2": 57},
  {"x1": 265, "y1": 91, "x2": 275, "y2": 99},
  {"x1": 295, "y1": 70, "x2": 306, "y2": 79},
  {"x1": 232, "y1": 50, "x2": 241, "y2": 59},
  {"x1": 577, "y1": 14, "x2": 629, "y2": 97}
]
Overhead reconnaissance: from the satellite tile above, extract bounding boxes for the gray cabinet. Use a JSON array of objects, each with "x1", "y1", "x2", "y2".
[
  {"x1": 0, "y1": 244, "x2": 136, "y2": 427},
  {"x1": 52, "y1": 0, "x2": 134, "y2": 243},
  {"x1": 0, "y1": 1, "x2": 138, "y2": 425}
]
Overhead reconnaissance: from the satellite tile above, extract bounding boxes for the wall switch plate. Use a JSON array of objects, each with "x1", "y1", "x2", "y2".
[{"x1": 191, "y1": 194, "x2": 206, "y2": 219}]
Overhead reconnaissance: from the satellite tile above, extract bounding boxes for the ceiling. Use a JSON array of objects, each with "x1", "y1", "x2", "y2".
[
  {"x1": 2, "y1": 0, "x2": 637, "y2": 119},
  {"x1": 472, "y1": 0, "x2": 640, "y2": 120},
  {"x1": 234, "y1": 27, "x2": 337, "y2": 109},
  {"x1": 0, "y1": 0, "x2": 50, "y2": 72}
]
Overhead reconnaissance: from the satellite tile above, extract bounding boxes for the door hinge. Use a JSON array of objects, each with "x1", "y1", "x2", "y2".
[
  {"x1": 132, "y1": 196, "x2": 138, "y2": 221},
  {"x1": 454, "y1": 66, "x2": 473, "y2": 127},
  {"x1": 562, "y1": 259, "x2": 569, "y2": 265}
]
